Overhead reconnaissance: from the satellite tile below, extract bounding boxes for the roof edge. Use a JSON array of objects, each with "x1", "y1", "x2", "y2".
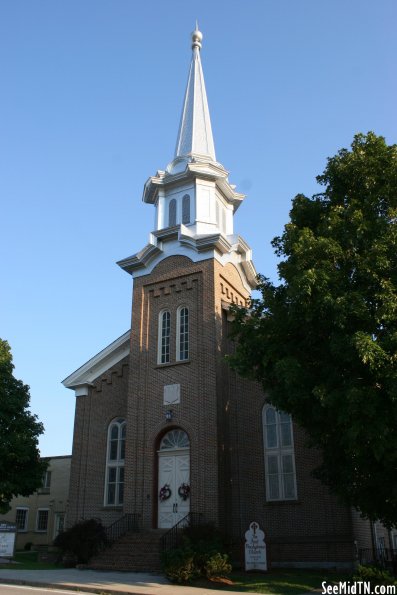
[{"x1": 62, "y1": 330, "x2": 130, "y2": 392}]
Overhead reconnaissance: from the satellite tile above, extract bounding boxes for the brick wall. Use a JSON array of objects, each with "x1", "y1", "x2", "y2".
[
  {"x1": 67, "y1": 357, "x2": 129, "y2": 527},
  {"x1": 124, "y1": 255, "x2": 220, "y2": 528},
  {"x1": 67, "y1": 252, "x2": 377, "y2": 567}
]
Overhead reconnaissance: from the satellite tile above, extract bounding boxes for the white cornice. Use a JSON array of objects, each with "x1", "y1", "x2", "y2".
[
  {"x1": 62, "y1": 331, "x2": 130, "y2": 396},
  {"x1": 142, "y1": 161, "x2": 244, "y2": 212},
  {"x1": 117, "y1": 228, "x2": 257, "y2": 292}
]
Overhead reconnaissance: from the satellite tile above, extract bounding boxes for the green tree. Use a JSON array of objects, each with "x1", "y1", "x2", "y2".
[
  {"x1": 0, "y1": 339, "x2": 47, "y2": 513},
  {"x1": 228, "y1": 133, "x2": 397, "y2": 526}
]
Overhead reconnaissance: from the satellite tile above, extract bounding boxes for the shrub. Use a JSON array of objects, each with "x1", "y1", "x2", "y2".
[
  {"x1": 204, "y1": 552, "x2": 232, "y2": 578},
  {"x1": 162, "y1": 523, "x2": 232, "y2": 583},
  {"x1": 162, "y1": 546, "x2": 198, "y2": 583},
  {"x1": 23, "y1": 541, "x2": 33, "y2": 551},
  {"x1": 53, "y1": 518, "x2": 108, "y2": 565},
  {"x1": 353, "y1": 565, "x2": 397, "y2": 587}
]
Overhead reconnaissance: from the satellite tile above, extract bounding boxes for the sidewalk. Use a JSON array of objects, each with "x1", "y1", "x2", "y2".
[{"x1": 0, "y1": 567, "x2": 258, "y2": 595}]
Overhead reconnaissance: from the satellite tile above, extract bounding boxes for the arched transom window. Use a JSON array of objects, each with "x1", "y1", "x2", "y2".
[
  {"x1": 262, "y1": 405, "x2": 297, "y2": 501},
  {"x1": 160, "y1": 429, "x2": 190, "y2": 451},
  {"x1": 105, "y1": 418, "x2": 126, "y2": 506}
]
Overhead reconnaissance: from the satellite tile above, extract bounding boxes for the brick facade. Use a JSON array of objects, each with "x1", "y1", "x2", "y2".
[{"x1": 67, "y1": 253, "x2": 378, "y2": 568}]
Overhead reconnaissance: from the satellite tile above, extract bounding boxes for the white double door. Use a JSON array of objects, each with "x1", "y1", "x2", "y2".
[{"x1": 158, "y1": 450, "x2": 190, "y2": 529}]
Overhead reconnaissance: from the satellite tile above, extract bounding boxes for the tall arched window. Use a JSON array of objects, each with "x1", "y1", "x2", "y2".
[
  {"x1": 177, "y1": 306, "x2": 189, "y2": 361},
  {"x1": 105, "y1": 418, "x2": 126, "y2": 506},
  {"x1": 158, "y1": 310, "x2": 171, "y2": 364},
  {"x1": 262, "y1": 405, "x2": 297, "y2": 501},
  {"x1": 182, "y1": 194, "x2": 190, "y2": 224},
  {"x1": 169, "y1": 199, "x2": 177, "y2": 227}
]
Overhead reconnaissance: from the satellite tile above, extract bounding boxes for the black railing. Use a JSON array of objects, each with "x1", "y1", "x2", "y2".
[
  {"x1": 359, "y1": 548, "x2": 397, "y2": 575},
  {"x1": 161, "y1": 512, "x2": 204, "y2": 552},
  {"x1": 105, "y1": 513, "x2": 140, "y2": 545}
]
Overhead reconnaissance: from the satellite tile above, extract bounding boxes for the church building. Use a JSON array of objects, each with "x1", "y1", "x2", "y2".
[{"x1": 63, "y1": 27, "x2": 386, "y2": 569}]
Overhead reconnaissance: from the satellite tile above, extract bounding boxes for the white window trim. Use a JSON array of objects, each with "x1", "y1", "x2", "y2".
[
  {"x1": 263, "y1": 405, "x2": 297, "y2": 502},
  {"x1": 53, "y1": 512, "x2": 66, "y2": 539},
  {"x1": 157, "y1": 309, "x2": 171, "y2": 364},
  {"x1": 104, "y1": 418, "x2": 126, "y2": 507},
  {"x1": 176, "y1": 305, "x2": 189, "y2": 362},
  {"x1": 36, "y1": 508, "x2": 49, "y2": 532},
  {"x1": 16, "y1": 507, "x2": 29, "y2": 532},
  {"x1": 43, "y1": 470, "x2": 51, "y2": 489}
]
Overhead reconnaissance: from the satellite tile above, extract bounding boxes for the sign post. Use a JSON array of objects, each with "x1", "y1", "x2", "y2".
[
  {"x1": 245, "y1": 521, "x2": 267, "y2": 571},
  {"x1": 0, "y1": 522, "x2": 17, "y2": 559}
]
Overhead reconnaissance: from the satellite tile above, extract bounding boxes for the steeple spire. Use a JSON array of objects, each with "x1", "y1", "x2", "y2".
[{"x1": 174, "y1": 26, "x2": 216, "y2": 161}]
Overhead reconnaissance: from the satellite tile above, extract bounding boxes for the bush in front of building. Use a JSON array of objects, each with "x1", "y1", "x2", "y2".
[
  {"x1": 53, "y1": 518, "x2": 108, "y2": 565},
  {"x1": 353, "y1": 565, "x2": 397, "y2": 587},
  {"x1": 204, "y1": 552, "x2": 232, "y2": 578},
  {"x1": 162, "y1": 523, "x2": 232, "y2": 583},
  {"x1": 162, "y1": 545, "x2": 199, "y2": 583}
]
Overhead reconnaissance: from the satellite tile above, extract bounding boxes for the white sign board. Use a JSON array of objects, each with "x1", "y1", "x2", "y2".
[
  {"x1": 245, "y1": 521, "x2": 267, "y2": 571},
  {"x1": 163, "y1": 384, "x2": 180, "y2": 405},
  {"x1": 0, "y1": 522, "x2": 16, "y2": 558}
]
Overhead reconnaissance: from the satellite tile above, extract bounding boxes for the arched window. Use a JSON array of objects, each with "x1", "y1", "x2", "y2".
[
  {"x1": 158, "y1": 310, "x2": 171, "y2": 364},
  {"x1": 160, "y1": 429, "x2": 190, "y2": 450},
  {"x1": 105, "y1": 418, "x2": 126, "y2": 506},
  {"x1": 262, "y1": 405, "x2": 297, "y2": 501},
  {"x1": 176, "y1": 306, "x2": 189, "y2": 361},
  {"x1": 169, "y1": 199, "x2": 177, "y2": 227},
  {"x1": 182, "y1": 194, "x2": 190, "y2": 224}
]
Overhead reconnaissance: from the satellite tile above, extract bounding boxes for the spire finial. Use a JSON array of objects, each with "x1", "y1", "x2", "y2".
[
  {"x1": 173, "y1": 26, "x2": 216, "y2": 162},
  {"x1": 191, "y1": 23, "x2": 203, "y2": 50}
]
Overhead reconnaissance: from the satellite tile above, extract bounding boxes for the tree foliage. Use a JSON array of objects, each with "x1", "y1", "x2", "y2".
[
  {"x1": 228, "y1": 133, "x2": 397, "y2": 526},
  {"x1": 0, "y1": 339, "x2": 47, "y2": 513}
]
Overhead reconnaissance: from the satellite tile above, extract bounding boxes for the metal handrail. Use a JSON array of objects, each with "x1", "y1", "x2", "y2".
[
  {"x1": 105, "y1": 513, "x2": 140, "y2": 545},
  {"x1": 161, "y1": 512, "x2": 204, "y2": 552}
]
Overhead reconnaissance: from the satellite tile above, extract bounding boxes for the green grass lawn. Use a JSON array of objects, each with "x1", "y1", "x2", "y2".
[
  {"x1": 193, "y1": 569, "x2": 352, "y2": 594},
  {"x1": 1, "y1": 550, "x2": 60, "y2": 570}
]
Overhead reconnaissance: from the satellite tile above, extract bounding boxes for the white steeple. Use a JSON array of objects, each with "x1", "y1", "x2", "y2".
[
  {"x1": 174, "y1": 27, "x2": 216, "y2": 161},
  {"x1": 117, "y1": 27, "x2": 257, "y2": 292}
]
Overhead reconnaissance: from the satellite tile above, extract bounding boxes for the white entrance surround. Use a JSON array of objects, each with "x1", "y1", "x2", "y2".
[{"x1": 158, "y1": 429, "x2": 190, "y2": 529}]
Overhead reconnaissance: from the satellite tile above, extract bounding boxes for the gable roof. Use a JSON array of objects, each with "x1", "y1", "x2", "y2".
[{"x1": 62, "y1": 330, "x2": 130, "y2": 396}]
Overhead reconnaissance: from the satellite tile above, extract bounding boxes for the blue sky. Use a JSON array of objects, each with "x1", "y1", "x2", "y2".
[{"x1": 1, "y1": 0, "x2": 396, "y2": 457}]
